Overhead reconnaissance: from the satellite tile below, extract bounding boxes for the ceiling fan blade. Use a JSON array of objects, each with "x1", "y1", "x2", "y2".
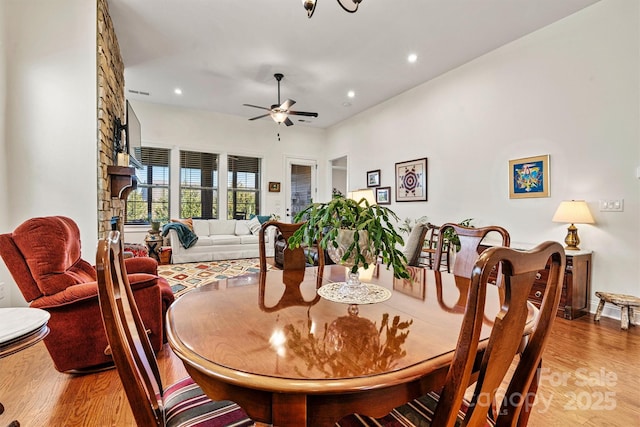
[
  {"x1": 249, "y1": 114, "x2": 270, "y2": 121},
  {"x1": 243, "y1": 103, "x2": 271, "y2": 111},
  {"x1": 280, "y1": 99, "x2": 296, "y2": 110},
  {"x1": 288, "y1": 110, "x2": 318, "y2": 117},
  {"x1": 284, "y1": 117, "x2": 294, "y2": 127}
]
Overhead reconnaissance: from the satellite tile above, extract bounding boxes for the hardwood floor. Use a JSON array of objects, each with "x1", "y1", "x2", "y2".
[{"x1": 1, "y1": 314, "x2": 638, "y2": 426}]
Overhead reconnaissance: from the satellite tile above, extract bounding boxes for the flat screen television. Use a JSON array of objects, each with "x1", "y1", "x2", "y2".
[{"x1": 126, "y1": 100, "x2": 143, "y2": 169}]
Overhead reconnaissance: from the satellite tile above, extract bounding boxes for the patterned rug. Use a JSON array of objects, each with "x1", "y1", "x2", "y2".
[{"x1": 158, "y1": 258, "x2": 273, "y2": 297}]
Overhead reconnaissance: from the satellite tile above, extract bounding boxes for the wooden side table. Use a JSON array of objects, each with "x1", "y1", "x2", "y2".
[
  {"x1": 145, "y1": 230, "x2": 162, "y2": 262},
  {"x1": 0, "y1": 307, "x2": 50, "y2": 427},
  {"x1": 159, "y1": 246, "x2": 172, "y2": 265}
]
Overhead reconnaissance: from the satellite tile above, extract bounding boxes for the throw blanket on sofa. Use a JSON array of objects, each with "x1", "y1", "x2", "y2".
[{"x1": 162, "y1": 223, "x2": 198, "y2": 249}]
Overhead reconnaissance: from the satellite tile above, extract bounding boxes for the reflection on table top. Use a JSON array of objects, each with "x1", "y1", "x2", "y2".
[{"x1": 167, "y1": 264, "x2": 519, "y2": 394}]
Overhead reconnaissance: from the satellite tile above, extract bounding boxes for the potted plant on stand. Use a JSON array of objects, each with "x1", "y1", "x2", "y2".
[{"x1": 288, "y1": 195, "x2": 410, "y2": 298}]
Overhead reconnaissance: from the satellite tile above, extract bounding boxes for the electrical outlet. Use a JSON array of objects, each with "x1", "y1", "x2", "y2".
[
  {"x1": 599, "y1": 199, "x2": 624, "y2": 212},
  {"x1": 0, "y1": 282, "x2": 5, "y2": 300}
]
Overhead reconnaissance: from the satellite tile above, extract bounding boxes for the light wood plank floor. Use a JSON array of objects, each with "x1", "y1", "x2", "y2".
[{"x1": 1, "y1": 314, "x2": 638, "y2": 426}]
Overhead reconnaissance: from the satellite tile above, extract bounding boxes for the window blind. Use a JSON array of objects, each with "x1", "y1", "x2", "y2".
[{"x1": 179, "y1": 150, "x2": 218, "y2": 219}]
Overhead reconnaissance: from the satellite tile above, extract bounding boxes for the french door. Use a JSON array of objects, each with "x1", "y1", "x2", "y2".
[{"x1": 285, "y1": 158, "x2": 317, "y2": 222}]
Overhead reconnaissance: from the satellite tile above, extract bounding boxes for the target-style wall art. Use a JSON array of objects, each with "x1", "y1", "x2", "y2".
[{"x1": 395, "y1": 158, "x2": 427, "y2": 202}]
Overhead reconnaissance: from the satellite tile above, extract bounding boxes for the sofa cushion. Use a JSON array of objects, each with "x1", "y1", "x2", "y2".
[
  {"x1": 239, "y1": 235, "x2": 259, "y2": 244},
  {"x1": 209, "y1": 220, "x2": 237, "y2": 235},
  {"x1": 192, "y1": 220, "x2": 210, "y2": 237},
  {"x1": 209, "y1": 235, "x2": 242, "y2": 245},
  {"x1": 193, "y1": 236, "x2": 215, "y2": 247},
  {"x1": 235, "y1": 220, "x2": 251, "y2": 236}
]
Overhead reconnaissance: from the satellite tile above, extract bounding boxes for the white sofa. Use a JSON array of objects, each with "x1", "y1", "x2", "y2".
[{"x1": 166, "y1": 219, "x2": 276, "y2": 264}]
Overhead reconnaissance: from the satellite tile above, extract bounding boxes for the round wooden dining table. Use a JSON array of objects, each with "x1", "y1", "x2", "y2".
[{"x1": 166, "y1": 264, "x2": 531, "y2": 427}]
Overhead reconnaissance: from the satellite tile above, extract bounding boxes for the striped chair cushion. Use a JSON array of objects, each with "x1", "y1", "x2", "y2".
[
  {"x1": 335, "y1": 392, "x2": 495, "y2": 427},
  {"x1": 164, "y1": 377, "x2": 254, "y2": 427}
]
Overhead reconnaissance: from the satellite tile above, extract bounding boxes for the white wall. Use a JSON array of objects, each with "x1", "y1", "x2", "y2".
[
  {"x1": 326, "y1": 0, "x2": 640, "y2": 317},
  {"x1": 0, "y1": 1, "x2": 8, "y2": 305},
  {"x1": 123, "y1": 101, "x2": 328, "y2": 243},
  {"x1": 0, "y1": 0, "x2": 97, "y2": 307}
]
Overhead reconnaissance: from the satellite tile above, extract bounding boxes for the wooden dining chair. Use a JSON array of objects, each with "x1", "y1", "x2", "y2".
[
  {"x1": 435, "y1": 223, "x2": 511, "y2": 279},
  {"x1": 259, "y1": 220, "x2": 324, "y2": 272},
  {"x1": 95, "y1": 230, "x2": 253, "y2": 427},
  {"x1": 422, "y1": 222, "x2": 450, "y2": 271},
  {"x1": 341, "y1": 241, "x2": 565, "y2": 426}
]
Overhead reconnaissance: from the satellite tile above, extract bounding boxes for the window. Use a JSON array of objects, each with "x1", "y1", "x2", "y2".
[
  {"x1": 125, "y1": 147, "x2": 170, "y2": 224},
  {"x1": 180, "y1": 151, "x2": 218, "y2": 219},
  {"x1": 227, "y1": 155, "x2": 261, "y2": 219}
]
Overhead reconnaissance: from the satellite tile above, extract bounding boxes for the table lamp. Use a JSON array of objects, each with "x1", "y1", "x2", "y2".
[
  {"x1": 552, "y1": 200, "x2": 594, "y2": 250},
  {"x1": 348, "y1": 188, "x2": 376, "y2": 206}
]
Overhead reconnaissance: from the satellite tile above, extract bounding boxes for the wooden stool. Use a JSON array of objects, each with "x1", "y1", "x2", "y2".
[{"x1": 594, "y1": 291, "x2": 640, "y2": 330}]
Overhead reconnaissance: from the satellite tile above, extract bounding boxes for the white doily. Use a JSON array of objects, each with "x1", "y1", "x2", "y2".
[{"x1": 317, "y1": 282, "x2": 392, "y2": 305}]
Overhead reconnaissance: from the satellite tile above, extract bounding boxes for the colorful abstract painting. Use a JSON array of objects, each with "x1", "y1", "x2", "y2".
[{"x1": 509, "y1": 155, "x2": 550, "y2": 198}]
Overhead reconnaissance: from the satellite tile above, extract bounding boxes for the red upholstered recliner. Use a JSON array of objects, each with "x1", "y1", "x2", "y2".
[{"x1": 0, "y1": 216, "x2": 174, "y2": 373}]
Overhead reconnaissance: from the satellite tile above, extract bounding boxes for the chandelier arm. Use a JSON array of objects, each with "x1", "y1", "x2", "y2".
[{"x1": 336, "y1": 0, "x2": 359, "y2": 13}]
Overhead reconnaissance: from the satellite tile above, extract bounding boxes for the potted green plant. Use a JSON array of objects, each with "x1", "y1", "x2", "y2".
[
  {"x1": 441, "y1": 218, "x2": 473, "y2": 252},
  {"x1": 288, "y1": 196, "x2": 410, "y2": 292}
]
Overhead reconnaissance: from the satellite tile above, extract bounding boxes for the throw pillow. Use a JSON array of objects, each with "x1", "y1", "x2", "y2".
[
  {"x1": 171, "y1": 218, "x2": 193, "y2": 231},
  {"x1": 234, "y1": 220, "x2": 251, "y2": 236},
  {"x1": 247, "y1": 216, "x2": 262, "y2": 235},
  {"x1": 403, "y1": 224, "x2": 428, "y2": 266},
  {"x1": 250, "y1": 214, "x2": 272, "y2": 224}
]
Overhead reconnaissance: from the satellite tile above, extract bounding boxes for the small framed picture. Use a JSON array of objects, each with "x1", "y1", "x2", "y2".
[
  {"x1": 375, "y1": 186, "x2": 391, "y2": 205},
  {"x1": 367, "y1": 169, "x2": 381, "y2": 187},
  {"x1": 268, "y1": 182, "x2": 281, "y2": 192},
  {"x1": 509, "y1": 155, "x2": 550, "y2": 199}
]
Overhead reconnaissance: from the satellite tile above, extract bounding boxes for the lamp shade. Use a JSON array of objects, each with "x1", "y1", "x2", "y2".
[
  {"x1": 348, "y1": 188, "x2": 376, "y2": 206},
  {"x1": 552, "y1": 200, "x2": 595, "y2": 224}
]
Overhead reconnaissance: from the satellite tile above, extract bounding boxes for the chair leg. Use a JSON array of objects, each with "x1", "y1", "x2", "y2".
[
  {"x1": 594, "y1": 298, "x2": 605, "y2": 322},
  {"x1": 630, "y1": 307, "x2": 636, "y2": 326}
]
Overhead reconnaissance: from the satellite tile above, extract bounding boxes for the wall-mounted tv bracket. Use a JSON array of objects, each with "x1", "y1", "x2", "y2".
[{"x1": 113, "y1": 117, "x2": 126, "y2": 159}]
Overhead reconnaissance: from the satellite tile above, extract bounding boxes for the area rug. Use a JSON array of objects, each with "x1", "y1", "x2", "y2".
[{"x1": 158, "y1": 258, "x2": 272, "y2": 297}]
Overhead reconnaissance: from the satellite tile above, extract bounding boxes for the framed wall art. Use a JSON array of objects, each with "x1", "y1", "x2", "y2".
[
  {"x1": 367, "y1": 169, "x2": 380, "y2": 187},
  {"x1": 375, "y1": 186, "x2": 391, "y2": 205},
  {"x1": 268, "y1": 181, "x2": 281, "y2": 192},
  {"x1": 395, "y1": 158, "x2": 427, "y2": 202},
  {"x1": 509, "y1": 155, "x2": 550, "y2": 199}
]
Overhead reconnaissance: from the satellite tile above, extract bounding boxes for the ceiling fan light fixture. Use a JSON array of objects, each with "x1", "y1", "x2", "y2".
[{"x1": 271, "y1": 110, "x2": 288, "y2": 124}]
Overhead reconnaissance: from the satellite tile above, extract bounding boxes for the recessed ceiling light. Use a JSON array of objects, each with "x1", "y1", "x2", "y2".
[
  {"x1": 408, "y1": 53, "x2": 418, "y2": 63},
  {"x1": 174, "y1": 88, "x2": 183, "y2": 95},
  {"x1": 347, "y1": 90, "x2": 355, "y2": 98}
]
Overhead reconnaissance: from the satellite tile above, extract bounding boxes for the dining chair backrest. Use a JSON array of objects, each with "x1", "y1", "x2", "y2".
[
  {"x1": 435, "y1": 223, "x2": 510, "y2": 279},
  {"x1": 422, "y1": 222, "x2": 449, "y2": 271},
  {"x1": 432, "y1": 241, "x2": 565, "y2": 426},
  {"x1": 96, "y1": 230, "x2": 164, "y2": 426},
  {"x1": 259, "y1": 220, "x2": 324, "y2": 272},
  {"x1": 97, "y1": 231, "x2": 253, "y2": 427}
]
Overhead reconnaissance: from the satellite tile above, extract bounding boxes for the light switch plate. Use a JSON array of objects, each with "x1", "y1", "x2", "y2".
[{"x1": 599, "y1": 199, "x2": 624, "y2": 212}]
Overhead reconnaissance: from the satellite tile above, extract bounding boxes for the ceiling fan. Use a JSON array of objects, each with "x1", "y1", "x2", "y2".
[{"x1": 243, "y1": 73, "x2": 318, "y2": 126}]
